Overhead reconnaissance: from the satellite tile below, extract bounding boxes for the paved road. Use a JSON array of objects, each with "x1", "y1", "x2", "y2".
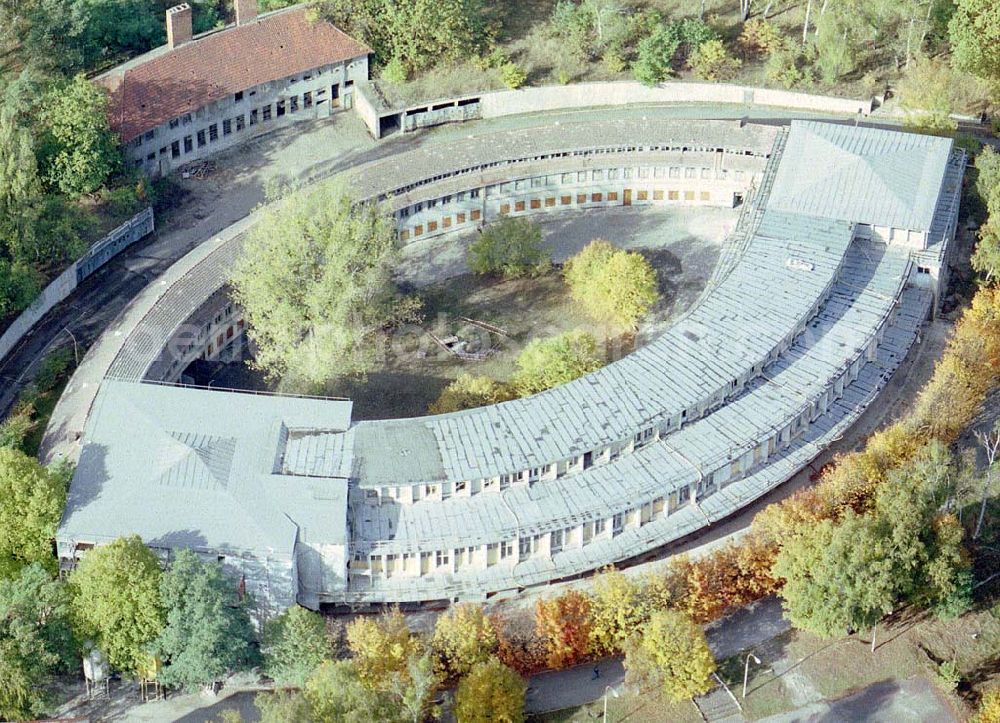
[{"x1": 525, "y1": 597, "x2": 789, "y2": 714}]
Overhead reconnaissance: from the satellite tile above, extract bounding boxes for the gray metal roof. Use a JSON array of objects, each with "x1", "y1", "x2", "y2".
[
  {"x1": 59, "y1": 381, "x2": 353, "y2": 556},
  {"x1": 354, "y1": 239, "x2": 913, "y2": 556},
  {"x1": 350, "y1": 208, "x2": 853, "y2": 486},
  {"x1": 768, "y1": 120, "x2": 952, "y2": 231}
]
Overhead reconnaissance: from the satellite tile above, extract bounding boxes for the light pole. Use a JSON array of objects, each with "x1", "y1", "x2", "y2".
[
  {"x1": 64, "y1": 327, "x2": 80, "y2": 366},
  {"x1": 743, "y1": 652, "x2": 761, "y2": 699},
  {"x1": 602, "y1": 685, "x2": 620, "y2": 723}
]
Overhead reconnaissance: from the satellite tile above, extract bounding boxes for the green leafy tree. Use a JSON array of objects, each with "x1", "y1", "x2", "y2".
[
  {"x1": 0, "y1": 0, "x2": 87, "y2": 73},
  {"x1": 305, "y1": 660, "x2": 406, "y2": 722},
  {"x1": 229, "y1": 182, "x2": 420, "y2": 392},
  {"x1": 688, "y1": 39, "x2": 742, "y2": 81},
  {"x1": 431, "y1": 603, "x2": 497, "y2": 677},
  {"x1": 772, "y1": 514, "x2": 896, "y2": 637},
  {"x1": 429, "y1": 374, "x2": 513, "y2": 414},
  {"x1": 950, "y1": 0, "x2": 1000, "y2": 89},
  {"x1": 513, "y1": 330, "x2": 603, "y2": 396},
  {"x1": 468, "y1": 216, "x2": 548, "y2": 279},
  {"x1": 899, "y1": 56, "x2": 959, "y2": 134},
  {"x1": 390, "y1": 652, "x2": 442, "y2": 723},
  {"x1": 0, "y1": 447, "x2": 66, "y2": 579},
  {"x1": 255, "y1": 689, "x2": 312, "y2": 723},
  {"x1": 318, "y1": 0, "x2": 496, "y2": 74},
  {"x1": 454, "y1": 659, "x2": 526, "y2": 723},
  {"x1": 564, "y1": 239, "x2": 658, "y2": 330},
  {"x1": 153, "y1": 550, "x2": 258, "y2": 691},
  {"x1": 0, "y1": 403, "x2": 34, "y2": 452},
  {"x1": 0, "y1": 564, "x2": 77, "y2": 721},
  {"x1": 633, "y1": 24, "x2": 680, "y2": 86},
  {"x1": 39, "y1": 74, "x2": 118, "y2": 196},
  {"x1": 69, "y1": 535, "x2": 165, "y2": 674},
  {"x1": 976, "y1": 145, "x2": 1000, "y2": 216},
  {"x1": 623, "y1": 609, "x2": 715, "y2": 702},
  {"x1": 588, "y1": 567, "x2": 654, "y2": 656},
  {"x1": 0, "y1": 260, "x2": 41, "y2": 318},
  {"x1": 973, "y1": 219, "x2": 1000, "y2": 284},
  {"x1": 262, "y1": 605, "x2": 332, "y2": 686}
]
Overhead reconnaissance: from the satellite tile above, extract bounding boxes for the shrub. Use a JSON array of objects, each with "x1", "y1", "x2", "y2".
[
  {"x1": 973, "y1": 688, "x2": 1000, "y2": 723},
  {"x1": 564, "y1": 239, "x2": 658, "y2": 330},
  {"x1": 765, "y1": 44, "x2": 808, "y2": 89},
  {"x1": 513, "y1": 330, "x2": 603, "y2": 396},
  {"x1": 0, "y1": 403, "x2": 35, "y2": 452},
  {"x1": 380, "y1": 57, "x2": 408, "y2": 84},
  {"x1": 739, "y1": 18, "x2": 784, "y2": 57},
  {"x1": 688, "y1": 39, "x2": 742, "y2": 81},
  {"x1": 429, "y1": 374, "x2": 513, "y2": 414},
  {"x1": 468, "y1": 216, "x2": 548, "y2": 279},
  {"x1": 602, "y1": 49, "x2": 627, "y2": 73},
  {"x1": 500, "y1": 63, "x2": 528, "y2": 89},
  {"x1": 933, "y1": 659, "x2": 961, "y2": 693},
  {"x1": 633, "y1": 24, "x2": 679, "y2": 86}
]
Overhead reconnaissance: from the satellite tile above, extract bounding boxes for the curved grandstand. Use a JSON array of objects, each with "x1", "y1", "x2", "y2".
[{"x1": 55, "y1": 118, "x2": 964, "y2": 612}]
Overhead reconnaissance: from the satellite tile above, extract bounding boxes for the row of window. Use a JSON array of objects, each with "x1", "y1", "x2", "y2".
[
  {"x1": 379, "y1": 145, "x2": 763, "y2": 201},
  {"x1": 359, "y1": 352, "x2": 882, "y2": 581},
  {"x1": 134, "y1": 83, "x2": 349, "y2": 166},
  {"x1": 397, "y1": 188, "x2": 715, "y2": 241}
]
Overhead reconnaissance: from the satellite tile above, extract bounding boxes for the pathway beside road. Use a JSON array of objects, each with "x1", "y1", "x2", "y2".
[{"x1": 525, "y1": 597, "x2": 789, "y2": 714}]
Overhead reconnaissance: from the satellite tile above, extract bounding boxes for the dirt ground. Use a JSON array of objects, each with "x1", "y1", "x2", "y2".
[
  {"x1": 337, "y1": 206, "x2": 732, "y2": 419},
  {"x1": 207, "y1": 205, "x2": 735, "y2": 419}
]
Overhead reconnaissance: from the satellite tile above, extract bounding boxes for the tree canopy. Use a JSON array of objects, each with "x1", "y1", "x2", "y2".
[
  {"x1": 345, "y1": 608, "x2": 421, "y2": 690},
  {"x1": 429, "y1": 373, "x2": 514, "y2": 414},
  {"x1": 0, "y1": 564, "x2": 77, "y2": 721},
  {"x1": 152, "y1": 550, "x2": 258, "y2": 691},
  {"x1": 563, "y1": 239, "x2": 658, "y2": 331},
  {"x1": 304, "y1": 660, "x2": 407, "y2": 722},
  {"x1": 262, "y1": 605, "x2": 332, "y2": 686},
  {"x1": 69, "y1": 535, "x2": 165, "y2": 674},
  {"x1": 773, "y1": 442, "x2": 973, "y2": 637},
  {"x1": 39, "y1": 74, "x2": 118, "y2": 196},
  {"x1": 0, "y1": 447, "x2": 66, "y2": 579},
  {"x1": 229, "y1": 183, "x2": 420, "y2": 392},
  {"x1": 431, "y1": 602, "x2": 497, "y2": 678},
  {"x1": 468, "y1": 216, "x2": 549, "y2": 279},
  {"x1": 454, "y1": 659, "x2": 526, "y2": 723},
  {"x1": 950, "y1": 0, "x2": 1000, "y2": 89},
  {"x1": 316, "y1": 0, "x2": 496, "y2": 74},
  {"x1": 513, "y1": 329, "x2": 603, "y2": 396},
  {"x1": 623, "y1": 609, "x2": 715, "y2": 702}
]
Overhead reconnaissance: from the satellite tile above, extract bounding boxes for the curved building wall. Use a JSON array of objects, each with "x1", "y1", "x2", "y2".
[{"x1": 53, "y1": 117, "x2": 956, "y2": 612}]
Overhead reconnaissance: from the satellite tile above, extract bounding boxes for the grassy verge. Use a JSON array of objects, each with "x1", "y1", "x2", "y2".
[
  {"x1": 530, "y1": 688, "x2": 702, "y2": 723},
  {"x1": 714, "y1": 601, "x2": 1000, "y2": 720},
  {"x1": 4, "y1": 348, "x2": 77, "y2": 458}
]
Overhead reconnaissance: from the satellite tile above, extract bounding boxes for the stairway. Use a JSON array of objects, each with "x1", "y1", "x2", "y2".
[{"x1": 694, "y1": 676, "x2": 745, "y2": 723}]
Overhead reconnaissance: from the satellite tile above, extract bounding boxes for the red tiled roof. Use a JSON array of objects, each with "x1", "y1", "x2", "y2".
[{"x1": 99, "y1": 7, "x2": 369, "y2": 142}]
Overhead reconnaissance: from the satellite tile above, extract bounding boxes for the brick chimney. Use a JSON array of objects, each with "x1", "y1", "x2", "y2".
[
  {"x1": 235, "y1": 0, "x2": 258, "y2": 26},
  {"x1": 166, "y1": 4, "x2": 193, "y2": 49}
]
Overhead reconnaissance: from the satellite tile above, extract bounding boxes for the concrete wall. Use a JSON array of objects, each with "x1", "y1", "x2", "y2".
[
  {"x1": 359, "y1": 80, "x2": 874, "y2": 138},
  {"x1": 0, "y1": 208, "x2": 154, "y2": 367}
]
